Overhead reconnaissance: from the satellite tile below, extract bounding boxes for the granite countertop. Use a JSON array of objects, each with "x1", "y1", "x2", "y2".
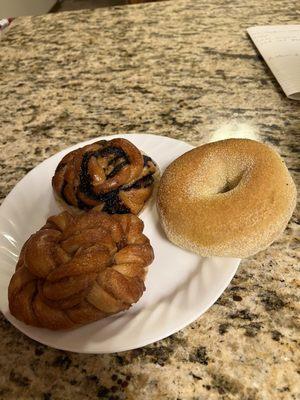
[{"x1": 0, "y1": 1, "x2": 299, "y2": 399}]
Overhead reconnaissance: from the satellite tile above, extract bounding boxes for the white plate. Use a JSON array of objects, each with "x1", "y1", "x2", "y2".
[{"x1": 0, "y1": 134, "x2": 240, "y2": 353}]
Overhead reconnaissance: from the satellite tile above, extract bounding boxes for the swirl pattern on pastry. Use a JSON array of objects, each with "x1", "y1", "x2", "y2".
[
  {"x1": 52, "y1": 138, "x2": 158, "y2": 214},
  {"x1": 8, "y1": 210, "x2": 154, "y2": 330}
]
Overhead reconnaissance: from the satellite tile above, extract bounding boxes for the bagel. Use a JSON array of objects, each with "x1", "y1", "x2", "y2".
[{"x1": 157, "y1": 139, "x2": 296, "y2": 258}]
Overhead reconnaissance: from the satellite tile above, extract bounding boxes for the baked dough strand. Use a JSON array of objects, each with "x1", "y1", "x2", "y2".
[{"x1": 8, "y1": 210, "x2": 154, "y2": 330}]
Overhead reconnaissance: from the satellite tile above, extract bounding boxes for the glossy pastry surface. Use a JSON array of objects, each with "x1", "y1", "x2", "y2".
[
  {"x1": 8, "y1": 210, "x2": 154, "y2": 330},
  {"x1": 52, "y1": 138, "x2": 158, "y2": 214}
]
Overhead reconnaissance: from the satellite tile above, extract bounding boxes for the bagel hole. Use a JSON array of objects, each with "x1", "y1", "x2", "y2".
[{"x1": 217, "y1": 172, "x2": 244, "y2": 194}]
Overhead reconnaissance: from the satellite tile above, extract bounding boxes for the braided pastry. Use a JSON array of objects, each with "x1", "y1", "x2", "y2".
[
  {"x1": 8, "y1": 210, "x2": 154, "y2": 330},
  {"x1": 52, "y1": 138, "x2": 158, "y2": 214}
]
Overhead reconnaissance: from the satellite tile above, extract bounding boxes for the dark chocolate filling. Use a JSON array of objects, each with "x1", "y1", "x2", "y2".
[
  {"x1": 124, "y1": 174, "x2": 154, "y2": 190},
  {"x1": 97, "y1": 146, "x2": 127, "y2": 160},
  {"x1": 102, "y1": 192, "x2": 130, "y2": 214},
  {"x1": 61, "y1": 181, "x2": 87, "y2": 209},
  {"x1": 106, "y1": 160, "x2": 128, "y2": 179},
  {"x1": 143, "y1": 155, "x2": 153, "y2": 166},
  {"x1": 78, "y1": 145, "x2": 128, "y2": 202}
]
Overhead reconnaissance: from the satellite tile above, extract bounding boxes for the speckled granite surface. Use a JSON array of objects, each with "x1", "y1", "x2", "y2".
[{"x1": 0, "y1": 1, "x2": 299, "y2": 399}]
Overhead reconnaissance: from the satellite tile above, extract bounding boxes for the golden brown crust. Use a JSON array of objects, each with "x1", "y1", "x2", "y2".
[
  {"x1": 8, "y1": 210, "x2": 154, "y2": 330},
  {"x1": 52, "y1": 138, "x2": 158, "y2": 214},
  {"x1": 157, "y1": 139, "x2": 297, "y2": 258}
]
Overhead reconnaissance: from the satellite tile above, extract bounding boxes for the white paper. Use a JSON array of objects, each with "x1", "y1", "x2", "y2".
[{"x1": 247, "y1": 25, "x2": 300, "y2": 100}]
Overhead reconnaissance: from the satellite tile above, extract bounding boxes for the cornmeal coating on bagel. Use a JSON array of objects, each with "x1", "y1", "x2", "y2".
[{"x1": 157, "y1": 139, "x2": 296, "y2": 258}]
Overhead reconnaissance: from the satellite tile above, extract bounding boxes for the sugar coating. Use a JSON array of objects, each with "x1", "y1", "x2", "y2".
[{"x1": 157, "y1": 139, "x2": 297, "y2": 258}]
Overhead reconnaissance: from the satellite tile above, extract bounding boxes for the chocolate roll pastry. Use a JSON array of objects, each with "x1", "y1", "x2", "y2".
[
  {"x1": 8, "y1": 210, "x2": 154, "y2": 330},
  {"x1": 52, "y1": 138, "x2": 158, "y2": 214}
]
